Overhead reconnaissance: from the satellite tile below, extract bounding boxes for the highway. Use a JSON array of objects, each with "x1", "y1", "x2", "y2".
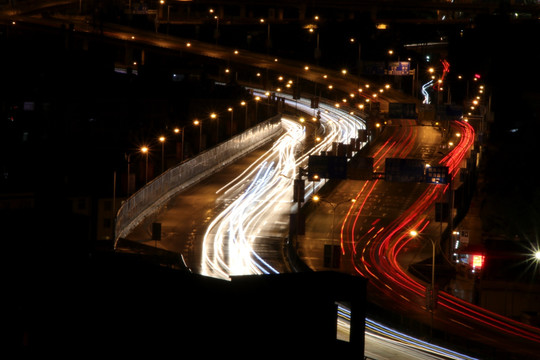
[
  {"x1": 365, "y1": 317, "x2": 478, "y2": 360},
  {"x1": 127, "y1": 91, "x2": 365, "y2": 279},
  {"x1": 303, "y1": 116, "x2": 540, "y2": 357},
  {"x1": 124, "y1": 91, "x2": 478, "y2": 359},
  {"x1": 5, "y1": 12, "x2": 540, "y2": 358}
]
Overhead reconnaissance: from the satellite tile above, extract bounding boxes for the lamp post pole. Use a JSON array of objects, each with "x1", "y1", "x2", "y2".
[
  {"x1": 210, "y1": 113, "x2": 218, "y2": 142},
  {"x1": 125, "y1": 153, "x2": 132, "y2": 195},
  {"x1": 241, "y1": 101, "x2": 248, "y2": 129},
  {"x1": 313, "y1": 196, "x2": 355, "y2": 268},
  {"x1": 140, "y1": 146, "x2": 149, "y2": 184},
  {"x1": 410, "y1": 230, "x2": 436, "y2": 339},
  {"x1": 173, "y1": 127, "x2": 184, "y2": 161},
  {"x1": 228, "y1": 107, "x2": 234, "y2": 136},
  {"x1": 193, "y1": 119, "x2": 202, "y2": 153},
  {"x1": 159, "y1": 136, "x2": 165, "y2": 173}
]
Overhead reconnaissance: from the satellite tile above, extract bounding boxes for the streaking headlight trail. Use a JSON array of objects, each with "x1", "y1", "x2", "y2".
[
  {"x1": 422, "y1": 80, "x2": 434, "y2": 104},
  {"x1": 338, "y1": 305, "x2": 479, "y2": 360},
  {"x1": 201, "y1": 118, "x2": 304, "y2": 278},
  {"x1": 201, "y1": 92, "x2": 366, "y2": 279},
  {"x1": 199, "y1": 90, "x2": 478, "y2": 359}
]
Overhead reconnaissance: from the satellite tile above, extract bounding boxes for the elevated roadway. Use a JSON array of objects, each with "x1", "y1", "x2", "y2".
[
  {"x1": 5, "y1": 13, "x2": 538, "y2": 358},
  {"x1": 302, "y1": 117, "x2": 540, "y2": 357}
]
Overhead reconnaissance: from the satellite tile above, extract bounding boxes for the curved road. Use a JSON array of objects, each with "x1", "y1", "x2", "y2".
[
  {"x1": 303, "y1": 118, "x2": 540, "y2": 357},
  {"x1": 6, "y1": 13, "x2": 538, "y2": 358}
]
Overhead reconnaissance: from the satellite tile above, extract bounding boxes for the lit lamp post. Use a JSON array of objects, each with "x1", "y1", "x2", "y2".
[
  {"x1": 125, "y1": 152, "x2": 132, "y2": 195},
  {"x1": 350, "y1": 37, "x2": 362, "y2": 79},
  {"x1": 193, "y1": 119, "x2": 202, "y2": 153},
  {"x1": 260, "y1": 18, "x2": 271, "y2": 54},
  {"x1": 410, "y1": 230, "x2": 436, "y2": 338},
  {"x1": 210, "y1": 112, "x2": 219, "y2": 142},
  {"x1": 240, "y1": 101, "x2": 248, "y2": 129},
  {"x1": 313, "y1": 195, "x2": 356, "y2": 267},
  {"x1": 173, "y1": 127, "x2": 184, "y2": 161},
  {"x1": 254, "y1": 96, "x2": 260, "y2": 123},
  {"x1": 227, "y1": 107, "x2": 234, "y2": 136},
  {"x1": 209, "y1": 8, "x2": 219, "y2": 45},
  {"x1": 141, "y1": 146, "x2": 149, "y2": 184},
  {"x1": 159, "y1": 136, "x2": 165, "y2": 173}
]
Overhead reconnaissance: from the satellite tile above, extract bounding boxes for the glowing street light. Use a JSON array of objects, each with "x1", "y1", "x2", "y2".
[
  {"x1": 410, "y1": 230, "x2": 437, "y2": 337},
  {"x1": 173, "y1": 127, "x2": 185, "y2": 161},
  {"x1": 313, "y1": 196, "x2": 356, "y2": 268},
  {"x1": 193, "y1": 119, "x2": 202, "y2": 153},
  {"x1": 210, "y1": 112, "x2": 219, "y2": 141},
  {"x1": 227, "y1": 107, "x2": 234, "y2": 136},
  {"x1": 240, "y1": 101, "x2": 248, "y2": 129},
  {"x1": 141, "y1": 146, "x2": 149, "y2": 183},
  {"x1": 159, "y1": 136, "x2": 166, "y2": 173}
]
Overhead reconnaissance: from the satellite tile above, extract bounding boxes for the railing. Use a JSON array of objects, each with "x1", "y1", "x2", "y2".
[{"x1": 114, "y1": 115, "x2": 282, "y2": 245}]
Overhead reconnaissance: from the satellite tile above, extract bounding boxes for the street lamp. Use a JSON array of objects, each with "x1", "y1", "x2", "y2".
[
  {"x1": 254, "y1": 96, "x2": 261, "y2": 123},
  {"x1": 141, "y1": 146, "x2": 149, "y2": 184},
  {"x1": 240, "y1": 101, "x2": 248, "y2": 129},
  {"x1": 173, "y1": 127, "x2": 185, "y2": 161},
  {"x1": 193, "y1": 119, "x2": 202, "y2": 153},
  {"x1": 159, "y1": 136, "x2": 165, "y2": 173},
  {"x1": 313, "y1": 196, "x2": 356, "y2": 268},
  {"x1": 125, "y1": 152, "x2": 132, "y2": 195},
  {"x1": 210, "y1": 112, "x2": 219, "y2": 142},
  {"x1": 410, "y1": 230, "x2": 436, "y2": 295},
  {"x1": 410, "y1": 230, "x2": 437, "y2": 338},
  {"x1": 227, "y1": 107, "x2": 234, "y2": 136},
  {"x1": 212, "y1": 13, "x2": 219, "y2": 45},
  {"x1": 260, "y1": 18, "x2": 271, "y2": 54}
]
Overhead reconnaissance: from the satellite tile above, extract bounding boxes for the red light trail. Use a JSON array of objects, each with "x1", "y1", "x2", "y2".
[{"x1": 339, "y1": 119, "x2": 540, "y2": 352}]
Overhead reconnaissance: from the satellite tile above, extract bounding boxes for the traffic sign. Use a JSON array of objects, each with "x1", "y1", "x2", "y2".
[
  {"x1": 426, "y1": 166, "x2": 449, "y2": 184},
  {"x1": 308, "y1": 155, "x2": 348, "y2": 180},
  {"x1": 348, "y1": 157, "x2": 374, "y2": 180},
  {"x1": 385, "y1": 158, "x2": 425, "y2": 182}
]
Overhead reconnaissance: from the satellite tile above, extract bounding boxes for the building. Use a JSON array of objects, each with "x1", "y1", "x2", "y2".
[{"x1": 14, "y1": 247, "x2": 367, "y2": 356}]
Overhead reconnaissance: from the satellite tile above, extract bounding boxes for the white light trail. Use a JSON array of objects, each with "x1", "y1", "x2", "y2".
[
  {"x1": 200, "y1": 91, "x2": 366, "y2": 279},
  {"x1": 365, "y1": 317, "x2": 479, "y2": 360},
  {"x1": 338, "y1": 305, "x2": 479, "y2": 360},
  {"x1": 422, "y1": 80, "x2": 434, "y2": 104}
]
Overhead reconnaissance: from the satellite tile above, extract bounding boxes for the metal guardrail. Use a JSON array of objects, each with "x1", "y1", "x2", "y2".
[{"x1": 114, "y1": 115, "x2": 282, "y2": 245}]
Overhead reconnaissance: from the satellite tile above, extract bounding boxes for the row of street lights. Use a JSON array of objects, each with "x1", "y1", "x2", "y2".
[
  {"x1": 192, "y1": 96, "x2": 268, "y2": 152},
  {"x1": 127, "y1": 95, "x2": 271, "y2": 194},
  {"x1": 126, "y1": 125, "x2": 186, "y2": 195}
]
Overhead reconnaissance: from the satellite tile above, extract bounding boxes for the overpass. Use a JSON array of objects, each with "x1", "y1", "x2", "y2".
[{"x1": 3, "y1": 9, "x2": 536, "y2": 358}]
